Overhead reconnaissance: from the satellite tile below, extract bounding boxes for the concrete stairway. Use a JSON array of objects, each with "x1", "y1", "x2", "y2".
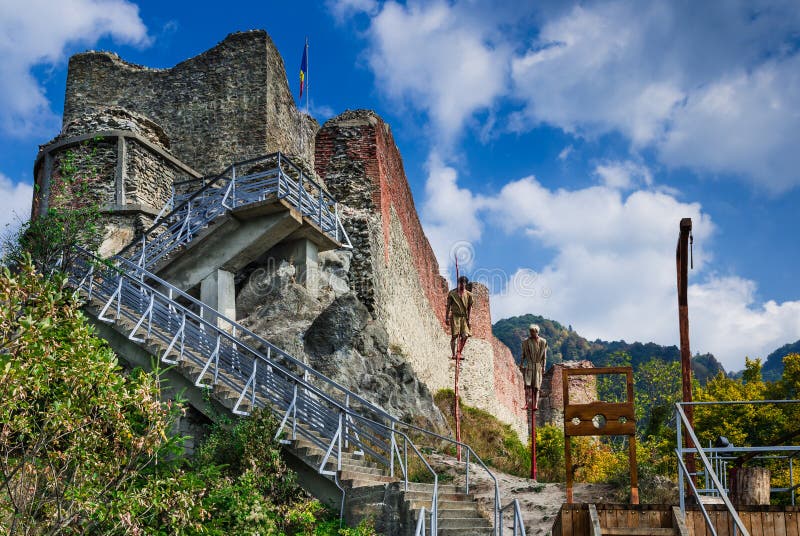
[{"x1": 80, "y1": 285, "x2": 495, "y2": 535}]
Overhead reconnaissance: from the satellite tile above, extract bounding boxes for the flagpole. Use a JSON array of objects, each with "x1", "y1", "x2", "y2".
[{"x1": 305, "y1": 36, "x2": 309, "y2": 116}]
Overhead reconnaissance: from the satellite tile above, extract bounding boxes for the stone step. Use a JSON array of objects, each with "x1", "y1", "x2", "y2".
[
  {"x1": 402, "y1": 490, "x2": 472, "y2": 502},
  {"x1": 438, "y1": 527, "x2": 493, "y2": 536},
  {"x1": 339, "y1": 471, "x2": 398, "y2": 484},
  {"x1": 410, "y1": 500, "x2": 480, "y2": 512},
  {"x1": 290, "y1": 444, "x2": 366, "y2": 463},
  {"x1": 420, "y1": 508, "x2": 483, "y2": 520},
  {"x1": 437, "y1": 517, "x2": 493, "y2": 530},
  {"x1": 402, "y1": 482, "x2": 466, "y2": 494}
]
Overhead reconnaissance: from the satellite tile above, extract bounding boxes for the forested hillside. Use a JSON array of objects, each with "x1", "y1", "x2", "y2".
[
  {"x1": 493, "y1": 314, "x2": 725, "y2": 383},
  {"x1": 763, "y1": 340, "x2": 800, "y2": 381}
]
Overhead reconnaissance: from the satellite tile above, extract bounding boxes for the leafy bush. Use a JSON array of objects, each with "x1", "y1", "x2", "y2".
[{"x1": 0, "y1": 258, "x2": 181, "y2": 534}]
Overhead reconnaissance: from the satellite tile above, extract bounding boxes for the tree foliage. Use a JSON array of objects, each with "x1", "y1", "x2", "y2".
[
  {"x1": 0, "y1": 257, "x2": 180, "y2": 534},
  {"x1": 3, "y1": 141, "x2": 103, "y2": 274}
]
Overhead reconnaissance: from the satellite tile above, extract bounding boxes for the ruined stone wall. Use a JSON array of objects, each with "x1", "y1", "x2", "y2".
[
  {"x1": 34, "y1": 108, "x2": 190, "y2": 255},
  {"x1": 315, "y1": 111, "x2": 449, "y2": 320},
  {"x1": 537, "y1": 361, "x2": 597, "y2": 428},
  {"x1": 63, "y1": 30, "x2": 317, "y2": 175},
  {"x1": 315, "y1": 110, "x2": 527, "y2": 439}
]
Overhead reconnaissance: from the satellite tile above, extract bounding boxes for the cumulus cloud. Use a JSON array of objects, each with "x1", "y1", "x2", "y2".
[
  {"x1": 420, "y1": 161, "x2": 798, "y2": 370},
  {"x1": 336, "y1": 0, "x2": 800, "y2": 191},
  {"x1": 0, "y1": 174, "x2": 33, "y2": 235},
  {"x1": 0, "y1": 0, "x2": 150, "y2": 136},
  {"x1": 421, "y1": 152, "x2": 485, "y2": 274},
  {"x1": 594, "y1": 161, "x2": 653, "y2": 190},
  {"x1": 334, "y1": 0, "x2": 512, "y2": 143},
  {"x1": 486, "y1": 177, "x2": 800, "y2": 370},
  {"x1": 511, "y1": 1, "x2": 800, "y2": 191}
]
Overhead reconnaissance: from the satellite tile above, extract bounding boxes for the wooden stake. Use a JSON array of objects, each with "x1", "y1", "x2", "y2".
[{"x1": 676, "y1": 217, "x2": 696, "y2": 478}]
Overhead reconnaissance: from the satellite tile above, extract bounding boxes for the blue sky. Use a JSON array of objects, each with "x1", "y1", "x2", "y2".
[{"x1": 1, "y1": 0, "x2": 799, "y2": 371}]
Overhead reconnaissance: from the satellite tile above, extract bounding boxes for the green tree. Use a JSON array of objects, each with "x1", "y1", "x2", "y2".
[
  {"x1": 0, "y1": 257, "x2": 181, "y2": 534},
  {"x1": 3, "y1": 141, "x2": 103, "y2": 274}
]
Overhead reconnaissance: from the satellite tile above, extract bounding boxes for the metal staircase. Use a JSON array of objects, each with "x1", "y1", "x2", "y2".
[
  {"x1": 120, "y1": 152, "x2": 350, "y2": 269},
  {"x1": 65, "y1": 153, "x2": 526, "y2": 535}
]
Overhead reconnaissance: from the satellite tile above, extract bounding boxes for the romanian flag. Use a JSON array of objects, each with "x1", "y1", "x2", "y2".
[{"x1": 299, "y1": 41, "x2": 308, "y2": 98}]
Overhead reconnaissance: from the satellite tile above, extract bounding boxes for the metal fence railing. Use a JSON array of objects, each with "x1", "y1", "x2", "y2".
[
  {"x1": 66, "y1": 247, "x2": 510, "y2": 534},
  {"x1": 121, "y1": 152, "x2": 351, "y2": 269},
  {"x1": 675, "y1": 402, "x2": 750, "y2": 536}
]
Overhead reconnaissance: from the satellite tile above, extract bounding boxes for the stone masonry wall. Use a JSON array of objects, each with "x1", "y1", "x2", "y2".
[
  {"x1": 315, "y1": 110, "x2": 527, "y2": 439},
  {"x1": 34, "y1": 108, "x2": 186, "y2": 255},
  {"x1": 63, "y1": 30, "x2": 318, "y2": 175},
  {"x1": 537, "y1": 360, "x2": 597, "y2": 428}
]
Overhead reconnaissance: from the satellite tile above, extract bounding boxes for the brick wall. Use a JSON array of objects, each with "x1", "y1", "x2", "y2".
[
  {"x1": 316, "y1": 110, "x2": 527, "y2": 436},
  {"x1": 315, "y1": 110, "x2": 449, "y2": 323}
]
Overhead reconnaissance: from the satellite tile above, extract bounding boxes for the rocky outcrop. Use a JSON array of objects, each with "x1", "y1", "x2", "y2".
[
  {"x1": 315, "y1": 110, "x2": 527, "y2": 439},
  {"x1": 236, "y1": 250, "x2": 448, "y2": 432}
]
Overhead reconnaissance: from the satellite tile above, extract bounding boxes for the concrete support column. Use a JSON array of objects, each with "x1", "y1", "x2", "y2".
[
  {"x1": 269, "y1": 238, "x2": 319, "y2": 293},
  {"x1": 200, "y1": 269, "x2": 236, "y2": 327}
]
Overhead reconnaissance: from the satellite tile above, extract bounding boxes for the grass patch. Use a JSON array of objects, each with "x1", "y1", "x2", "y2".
[{"x1": 434, "y1": 389, "x2": 530, "y2": 478}]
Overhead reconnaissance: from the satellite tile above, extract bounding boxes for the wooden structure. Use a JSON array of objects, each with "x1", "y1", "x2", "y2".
[
  {"x1": 563, "y1": 366, "x2": 638, "y2": 504},
  {"x1": 552, "y1": 504, "x2": 688, "y2": 536},
  {"x1": 676, "y1": 217, "x2": 696, "y2": 478},
  {"x1": 729, "y1": 467, "x2": 771, "y2": 506},
  {"x1": 553, "y1": 503, "x2": 800, "y2": 536}
]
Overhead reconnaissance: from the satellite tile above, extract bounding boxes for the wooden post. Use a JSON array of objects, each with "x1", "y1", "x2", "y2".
[
  {"x1": 729, "y1": 467, "x2": 770, "y2": 505},
  {"x1": 676, "y1": 217, "x2": 696, "y2": 479},
  {"x1": 454, "y1": 354, "x2": 462, "y2": 462},
  {"x1": 530, "y1": 387, "x2": 538, "y2": 480}
]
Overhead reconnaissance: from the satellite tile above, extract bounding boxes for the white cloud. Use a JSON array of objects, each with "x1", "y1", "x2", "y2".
[
  {"x1": 335, "y1": 0, "x2": 800, "y2": 190},
  {"x1": 421, "y1": 152, "x2": 484, "y2": 274},
  {"x1": 594, "y1": 161, "x2": 653, "y2": 190},
  {"x1": 327, "y1": 0, "x2": 379, "y2": 23},
  {"x1": 659, "y1": 55, "x2": 800, "y2": 193},
  {"x1": 510, "y1": 1, "x2": 800, "y2": 191},
  {"x1": 420, "y1": 160, "x2": 798, "y2": 371},
  {"x1": 557, "y1": 145, "x2": 574, "y2": 161},
  {"x1": 341, "y1": 0, "x2": 511, "y2": 143},
  {"x1": 0, "y1": 174, "x2": 33, "y2": 235},
  {"x1": 0, "y1": 0, "x2": 150, "y2": 136}
]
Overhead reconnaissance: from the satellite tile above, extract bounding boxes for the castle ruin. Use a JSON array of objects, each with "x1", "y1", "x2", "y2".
[{"x1": 34, "y1": 30, "x2": 528, "y2": 442}]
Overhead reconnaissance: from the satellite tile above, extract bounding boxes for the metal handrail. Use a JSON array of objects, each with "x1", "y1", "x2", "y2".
[
  {"x1": 118, "y1": 152, "x2": 349, "y2": 268},
  {"x1": 675, "y1": 403, "x2": 749, "y2": 536},
  {"x1": 99, "y1": 248, "x2": 502, "y2": 532},
  {"x1": 415, "y1": 507, "x2": 427, "y2": 536},
  {"x1": 67, "y1": 247, "x2": 440, "y2": 532},
  {"x1": 500, "y1": 499, "x2": 527, "y2": 536}
]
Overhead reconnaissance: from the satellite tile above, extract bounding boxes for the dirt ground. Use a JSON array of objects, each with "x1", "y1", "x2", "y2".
[{"x1": 429, "y1": 453, "x2": 620, "y2": 535}]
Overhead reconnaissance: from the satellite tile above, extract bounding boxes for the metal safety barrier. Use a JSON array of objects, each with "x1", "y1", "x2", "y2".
[
  {"x1": 67, "y1": 249, "x2": 471, "y2": 532},
  {"x1": 121, "y1": 152, "x2": 351, "y2": 269},
  {"x1": 500, "y1": 499, "x2": 527, "y2": 536},
  {"x1": 675, "y1": 402, "x2": 749, "y2": 536},
  {"x1": 63, "y1": 147, "x2": 510, "y2": 533}
]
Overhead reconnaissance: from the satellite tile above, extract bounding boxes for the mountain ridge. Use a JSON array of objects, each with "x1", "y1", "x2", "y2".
[{"x1": 492, "y1": 313, "x2": 725, "y2": 384}]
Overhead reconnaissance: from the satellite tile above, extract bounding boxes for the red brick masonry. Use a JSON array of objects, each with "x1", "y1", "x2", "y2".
[{"x1": 316, "y1": 111, "x2": 524, "y2": 420}]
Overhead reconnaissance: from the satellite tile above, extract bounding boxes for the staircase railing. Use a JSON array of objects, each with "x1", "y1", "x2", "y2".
[
  {"x1": 500, "y1": 499, "x2": 527, "y2": 536},
  {"x1": 71, "y1": 145, "x2": 508, "y2": 532},
  {"x1": 675, "y1": 403, "x2": 749, "y2": 536},
  {"x1": 415, "y1": 507, "x2": 427, "y2": 536},
  {"x1": 69, "y1": 248, "x2": 442, "y2": 530},
  {"x1": 120, "y1": 152, "x2": 351, "y2": 269}
]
